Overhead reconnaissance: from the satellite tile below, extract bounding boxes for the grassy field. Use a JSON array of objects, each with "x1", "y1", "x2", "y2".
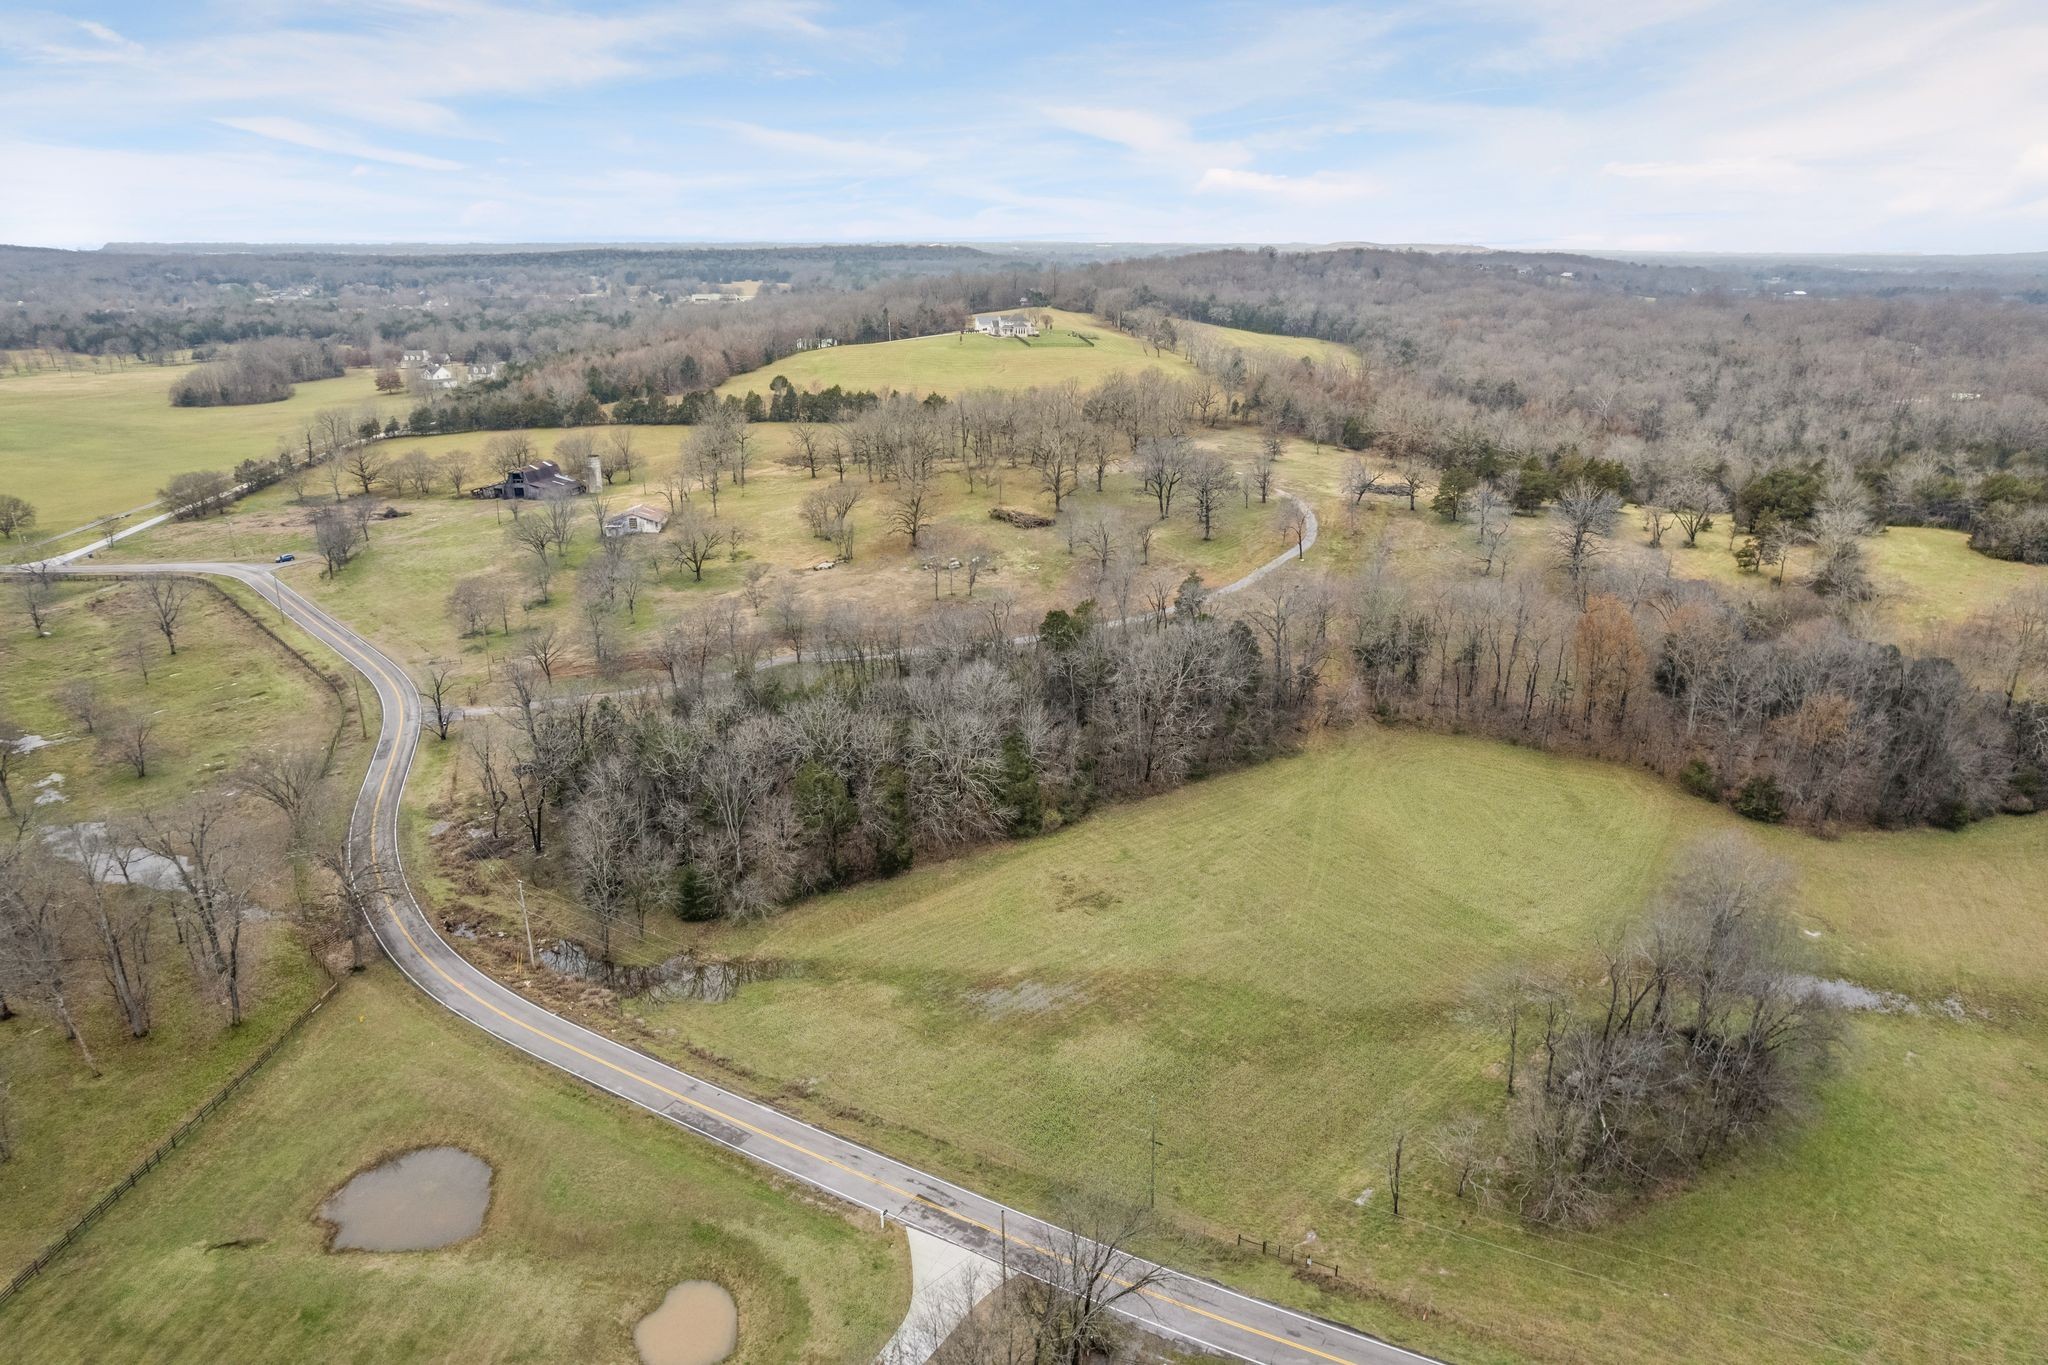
[
  {"x1": 1292, "y1": 469, "x2": 2045, "y2": 645},
  {"x1": 105, "y1": 424, "x2": 1308, "y2": 678},
  {"x1": 0, "y1": 967, "x2": 907, "y2": 1364},
  {"x1": 1173, "y1": 318, "x2": 1361, "y2": 372},
  {"x1": 0, "y1": 577, "x2": 347, "y2": 818},
  {"x1": 0, "y1": 932, "x2": 325, "y2": 1275},
  {"x1": 0, "y1": 361, "x2": 406, "y2": 537},
  {"x1": 471, "y1": 726, "x2": 2047, "y2": 1365},
  {"x1": 1664, "y1": 523, "x2": 2042, "y2": 636},
  {"x1": 1, "y1": 575, "x2": 362, "y2": 1268},
  {"x1": 717, "y1": 310, "x2": 1197, "y2": 399}
]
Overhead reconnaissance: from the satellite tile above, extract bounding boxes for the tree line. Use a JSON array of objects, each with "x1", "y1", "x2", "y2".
[
  {"x1": 458, "y1": 587, "x2": 1300, "y2": 945},
  {"x1": 167, "y1": 337, "x2": 346, "y2": 407},
  {"x1": 1055, "y1": 248, "x2": 2048, "y2": 566}
]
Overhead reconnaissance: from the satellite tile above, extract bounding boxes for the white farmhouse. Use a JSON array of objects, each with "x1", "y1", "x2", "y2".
[
  {"x1": 972, "y1": 311, "x2": 1039, "y2": 338},
  {"x1": 603, "y1": 503, "x2": 670, "y2": 536}
]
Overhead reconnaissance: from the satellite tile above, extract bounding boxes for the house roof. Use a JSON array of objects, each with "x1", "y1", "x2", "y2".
[
  {"x1": 506, "y1": 460, "x2": 580, "y2": 493},
  {"x1": 606, "y1": 503, "x2": 668, "y2": 524}
]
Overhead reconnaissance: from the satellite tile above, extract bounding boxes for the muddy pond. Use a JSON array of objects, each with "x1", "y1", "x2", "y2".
[
  {"x1": 319, "y1": 1146, "x2": 492, "y2": 1251},
  {"x1": 634, "y1": 1281, "x2": 739, "y2": 1365}
]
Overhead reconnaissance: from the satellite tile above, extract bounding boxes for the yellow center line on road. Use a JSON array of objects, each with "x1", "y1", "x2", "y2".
[{"x1": 309, "y1": 576, "x2": 1367, "y2": 1365}]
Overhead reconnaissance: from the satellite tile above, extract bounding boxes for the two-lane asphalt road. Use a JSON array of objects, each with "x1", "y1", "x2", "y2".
[{"x1": 53, "y1": 558, "x2": 1431, "y2": 1365}]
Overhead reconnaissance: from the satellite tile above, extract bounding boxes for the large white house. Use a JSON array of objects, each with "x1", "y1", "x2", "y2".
[{"x1": 972, "y1": 311, "x2": 1039, "y2": 338}]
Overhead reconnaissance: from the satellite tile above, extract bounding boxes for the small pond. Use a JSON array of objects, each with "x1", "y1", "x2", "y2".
[
  {"x1": 634, "y1": 1280, "x2": 739, "y2": 1365},
  {"x1": 319, "y1": 1146, "x2": 492, "y2": 1252}
]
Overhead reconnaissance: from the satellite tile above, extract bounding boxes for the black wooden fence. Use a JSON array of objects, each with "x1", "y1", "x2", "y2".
[{"x1": 0, "y1": 975, "x2": 340, "y2": 1311}]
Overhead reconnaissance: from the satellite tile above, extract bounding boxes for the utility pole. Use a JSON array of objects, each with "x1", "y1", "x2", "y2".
[
  {"x1": 1148, "y1": 1095, "x2": 1162, "y2": 1209},
  {"x1": 1000, "y1": 1209, "x2": 1008, "y2": 1284},
  {"x1": 1391, "y1": 1130, "x2": 1405, "y2": 1218},
  {"x1": 517, "y1": 877, "x2": 535, "y2": 967}
]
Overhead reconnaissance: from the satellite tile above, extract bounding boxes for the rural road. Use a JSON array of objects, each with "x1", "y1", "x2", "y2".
[{"x1": 36, "y1": 535, "x2": 1435, "y2": 1365}]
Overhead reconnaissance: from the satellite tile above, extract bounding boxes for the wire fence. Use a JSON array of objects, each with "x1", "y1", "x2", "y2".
[
  {"x1": 0, "y1": 973, "x2": 341, "y2": 1312},
  {"x1": 1233, "y1": 1230, "x2": 1350, "y2": 1288}
]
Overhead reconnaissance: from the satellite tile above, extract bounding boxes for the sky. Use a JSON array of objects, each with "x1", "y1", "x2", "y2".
[{"x1": 1, "y1": 0, "x2": 2044, "y2": 253}]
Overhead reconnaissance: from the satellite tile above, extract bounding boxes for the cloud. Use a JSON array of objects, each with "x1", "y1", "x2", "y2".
[
  {"x1": 1, "y1": 0, "x2": 2044, "y2": 251},
  {"x1": 1195, "y1": 167, "x2": 1378, "y2": 203},
  {"x1": 0, "y1": 13, "x2": 146, "y2": 64},
  {"x1": 216, "y1": 117, "x2": 463, "y2": 172},
  {"x1": 1458, "y1": 0, "x2": 1722, "y2": 68},
  {"x1": 714, "y1": 121, "x2": 931, "y2": 174},
  {"x1": 1602, "y1": 157, "x2": 1803, "y2": 190},
  {"x1": 0, "y1": 139, "x2": 417, "y2": 246},
  {"x1": 74, "y1": 20, "x2": 139, "y2": 52},
  {"x1": 0, "y1": 1, "x2": 858, "y2": 137},
  {"x1": 1043, "y1": 106, "x2": 1248, "y2": 175}
]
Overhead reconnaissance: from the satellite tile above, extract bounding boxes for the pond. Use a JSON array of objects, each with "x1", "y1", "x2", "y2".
[
  {"x1": 634, "y1": 1280, "x2": 739, "y2": 1365},
  {"x1": 319, "y1": 1146, "x2": 492, "y2": 1252}
]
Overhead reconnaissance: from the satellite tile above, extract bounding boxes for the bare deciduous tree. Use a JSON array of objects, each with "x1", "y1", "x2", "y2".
[
  {"x1": 104, "y1": 710, "x2": 156, "y2": 778},
  {"x1": 423, "y1": 660, "x2": 459, "y2": 741},
  {"x1": 1551, "y1": 481, "x2": 1622, "y2": 596},
  {"x1": 239, "y1": 746, "x2": 327, "y2": 850},
  {"x1": 139, "y1": 575, "x2": 192, "y2": 654},
  {"x1": 0, "y1": 842, "x2": 98, "y2": 1073},
  {"x1": 310, "y1": 847, "x2": 387, "y2": 973},
  {"x1": 1503, "y1": 834, "x2": 1836, "y2": 1227},
  {"x1": 666, "y1": 505, "x2": 732, "y2": 582},
  {"x1": 141, "y1": 801, "x2": 255, "y2": 1027},
  {"x1": 507, "y1": 507, "x2": 555, "y2": 601},
  {"x1": 1136, "y1": 434, "x2": 1190, "y2": 519},
  {"x1": 55, "y1": 679, "x2": 103, "y2": 736},
  {"x1": 438, "y1": 447, "x2": 474, "y2": 496},
  {"x1": 538, "y1": 489, "x2": 578, "y2": 560},
  {"x1": 122, "y1": 629, "x2": 156, "y2": 685},
  {"x1": 520, "y1": 625, "x2": 564, "y2": 684},
  {"x1": 1185, "y1": 450, "x2": 1233, "y2": 540},
  {"x1": 1011, "y1": 1196, "x2": 1172, "y2": 1365},
  {"x1": 889, "y1": 473, "x2": 936, "y2": 548},
  {"x1": 68, "y1": 828, "x2": 155, "y2": 1038},
  {"x1": 311, "y1": 505, "x2": 366, "y2": 577},
  {"x1": 339, "y1": 442, "x2": 384, "y2": 497},
  {"x1": 0, "y1": 713, "x2": 21, "y2": 828},
  {"x1": 1273, "y1": 499, "x2": 1310, "y2": 558},
  {"x1": 15, "y1": 576, "x2": 52, "y2": 635}
]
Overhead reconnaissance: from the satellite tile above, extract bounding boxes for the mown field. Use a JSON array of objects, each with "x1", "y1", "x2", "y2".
[
  {"x1": 0, "y1": 361, "x2": 405, "y2": 538},
  {"x1": 543, "y1": 728, "x2": 2047, "y2": 1364},
  {"x1": 716, "y1": 309, "x2": 1196, "y2": 399},
  {"x1": 0, "y1": 967, "x2": 907, "y2": 1364}
]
